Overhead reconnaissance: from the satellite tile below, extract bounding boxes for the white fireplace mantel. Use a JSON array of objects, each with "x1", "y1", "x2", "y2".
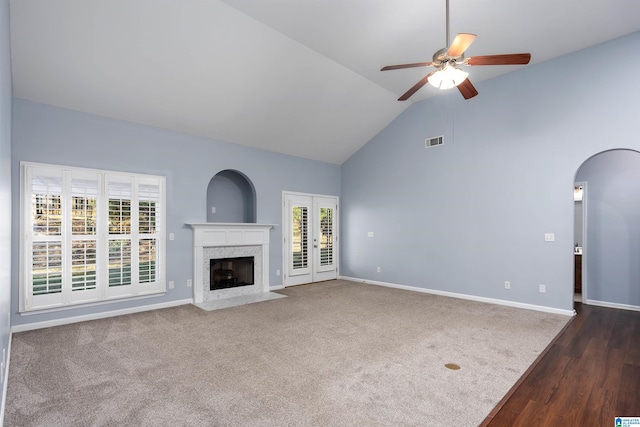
[{"x1": 188, "y1": 223, "x2": 275, "y2": 303}]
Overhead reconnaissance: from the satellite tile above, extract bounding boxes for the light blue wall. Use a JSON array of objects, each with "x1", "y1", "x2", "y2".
[
  {"x1": 11, "y1": 99, "x2": 340, "y2": 327},
  {"x1": 341, "y1": 31, "x2": 640, "y2": 312},
  {"x1": 0, "y1": 0, "x2": 12, "y2": 403},
  {"x1": 576, "y1": 149, "x2": 640, "y2": 306}
]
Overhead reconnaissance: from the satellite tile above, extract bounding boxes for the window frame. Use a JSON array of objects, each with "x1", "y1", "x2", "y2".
[{"x1": 20, "y1": 161, "x2": 166, "y2": 313}]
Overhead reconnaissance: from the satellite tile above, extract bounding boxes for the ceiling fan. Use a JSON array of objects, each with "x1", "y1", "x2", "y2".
[{"x1": 381, "y1": 0, "x2": 531, "y2": 101}]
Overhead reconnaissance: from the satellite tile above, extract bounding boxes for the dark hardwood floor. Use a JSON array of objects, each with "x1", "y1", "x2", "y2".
[{"x1": 481, "y1": 302, "x2": 640, "y2": 427}]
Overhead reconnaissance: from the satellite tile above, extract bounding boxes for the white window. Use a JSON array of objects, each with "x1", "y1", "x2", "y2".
[{"x1": 20, "y1": 162, "x2": 166, "y2": 313}]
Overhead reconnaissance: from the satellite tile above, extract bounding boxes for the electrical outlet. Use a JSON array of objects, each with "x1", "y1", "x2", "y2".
[
  {"x1": 544, "y1": 233, "x2": 555, "y2": 242},
  {"x1": 187, "y1": 279, "x2": 192, "y2": 287},
  {"x1": 276, "y1": 269, "x2": 281, "y2": 276},
  {"x1": 169, "y1": 233, "x2": 174, "y2": 241},
  {"x1": 211, "y1": 207, "x2": 216, "y2": 214},
  {"x1": 169, "y1": 281, "x2": 174, "y2": 289},
  {"x1": 539, "y1": 284, "x2": 546, "y2": 293},
  {"x1": 367, "y1": 231, "x2": 374, "y2": 237},
  {"x1": 376, "y1": 267, "x2": 381, "y2": 273},
  {"x1": 504, "y1": 281, "x2": 511, "y2": 289}
]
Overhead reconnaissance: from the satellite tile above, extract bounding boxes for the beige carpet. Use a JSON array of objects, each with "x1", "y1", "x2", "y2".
[{"x1": 5, "y1": 280, "x2": 570, "y2": 426}]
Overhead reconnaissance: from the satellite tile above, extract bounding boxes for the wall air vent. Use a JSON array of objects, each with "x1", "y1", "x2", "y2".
[{"x1": 425, "y1": 136, "x2": 444, "y2": 148}]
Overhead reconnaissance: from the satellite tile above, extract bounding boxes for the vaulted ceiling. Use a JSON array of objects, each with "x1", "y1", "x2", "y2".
[{"x1": 9, "y1": 0, "x2": 640, "y2": 164}]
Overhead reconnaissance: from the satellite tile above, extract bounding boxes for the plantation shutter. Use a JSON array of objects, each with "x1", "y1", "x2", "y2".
[
  {"x1": 138, "y1": 180, "x2": 160, "y2": 285},
  {"x1": 107, "y1": 176, "x2": 133, "y2": 290},
  {"x1": 30, "y1": 169, "x2": 64, "y2": 308},
  {"x1": 21, "y1": 162, "x2": 166, "y2": 313},
  {"x1": 289, "y1": 201, "x2": 311, "y2": 277},
  {"x1": 68, "y1": 171, "x2": 101, "y2": 304},
  {"x1": 319, "y1": 207, "x2": 334, "y2": 266}
]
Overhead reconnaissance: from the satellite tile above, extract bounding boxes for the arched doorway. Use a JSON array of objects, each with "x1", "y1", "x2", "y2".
[
  {"x1": 574, "y1": 149, "x2": 640, "y2": 310},
  {"x1": 206, "y1": 170, "x2": 256, "y2": 223}
]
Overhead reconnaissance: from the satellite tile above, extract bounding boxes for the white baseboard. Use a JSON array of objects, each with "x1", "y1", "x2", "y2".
[
  {"x1": 585, "y1": 299, "x2": 640, "y2": 312},
  {"x1": 269, "y1": 285, "x2": 285, "y2": 291},
  {"x1": 339, "y1": 276, "x2": 575, "y2": 316},
  {"x1": 0, "y1": 332, "x2": 11, "y2": 427},
  {"x1": 11, "y1": 298, "x2": 194, "y2": 333}
]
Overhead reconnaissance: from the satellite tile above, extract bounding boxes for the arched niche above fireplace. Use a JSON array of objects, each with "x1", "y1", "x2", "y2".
[{"x1": 206, "y1": 170, "x2": 256, "y2": 223}]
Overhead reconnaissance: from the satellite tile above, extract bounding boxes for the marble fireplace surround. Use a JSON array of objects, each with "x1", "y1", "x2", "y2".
[{"x1": 188, "y1": 223, "x2": 275, "y2": 304}]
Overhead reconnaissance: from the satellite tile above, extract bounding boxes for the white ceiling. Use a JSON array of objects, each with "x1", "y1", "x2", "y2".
[{"x1": 9, "y1": 0, "x2": 640, "y2": 164}]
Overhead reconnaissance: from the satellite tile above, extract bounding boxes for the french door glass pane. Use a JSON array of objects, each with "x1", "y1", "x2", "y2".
[
  {"x1": 292, "y1": 206, "x2": 308, "y2": 269},
  {"x1": 319, "y1": 207, "x2": 333, "y2": 266}
]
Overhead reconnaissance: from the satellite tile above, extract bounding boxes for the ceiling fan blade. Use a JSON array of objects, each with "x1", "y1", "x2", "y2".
[
  {"x1": 467, "y1": 53, "x2": 531, "y2": 66},
  {"x1": 446, "y1": 33, "x2": 477, "y2": 57},
  {"x1": 398, "y1": 72, "x2": 434, "y2": 101},
  {"x1": 381, "y1": 62, "x2": 432, "y2": 71},
  {"x1": 457, "y1": 78, "x2": 478, "y2": 100}
]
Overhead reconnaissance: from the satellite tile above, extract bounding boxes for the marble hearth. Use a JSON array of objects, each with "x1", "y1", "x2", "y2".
[{"x1": 188, "y1": 223, "x2": 275, "y2": 304}]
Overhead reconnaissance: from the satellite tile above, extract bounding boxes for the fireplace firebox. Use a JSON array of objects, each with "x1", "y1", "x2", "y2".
[{"x1": 210, "y1": 257, "x2": 255, "y2": 290}]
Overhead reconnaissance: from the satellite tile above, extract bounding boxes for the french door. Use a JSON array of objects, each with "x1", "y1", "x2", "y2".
[{"x1": 283, "y1": 192, "x2": 338, "y2": 286}]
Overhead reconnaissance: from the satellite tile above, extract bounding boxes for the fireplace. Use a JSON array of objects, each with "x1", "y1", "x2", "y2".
[
  {"x1": 188, "y1": 223, "x2": 274, "y2": 303},
  {"x1": 210, "y1": 256, "x2": 255, "y2": 290}
]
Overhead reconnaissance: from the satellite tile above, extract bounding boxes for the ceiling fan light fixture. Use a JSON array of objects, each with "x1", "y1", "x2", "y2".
[{"x1": 428, "y1": 65, "x2": 469, "y2": 90}]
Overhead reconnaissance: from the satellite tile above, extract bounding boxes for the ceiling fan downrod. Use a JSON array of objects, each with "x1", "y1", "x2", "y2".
[{"x1": 445, "y1": 0, "x2": 450, "y2": 48}]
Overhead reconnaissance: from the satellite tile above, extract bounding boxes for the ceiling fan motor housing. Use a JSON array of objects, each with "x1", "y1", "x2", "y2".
[{"x1": 432, "y1": 47, "x2": 464, "y2": 68}]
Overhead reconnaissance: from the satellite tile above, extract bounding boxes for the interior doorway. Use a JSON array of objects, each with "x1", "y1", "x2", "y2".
[
  {"x1": 283, "y1": 192, "x2": 338, "y2": 286},
  {"x1": 574, "y1": 149, "x2": 640, "y2": 311}
]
